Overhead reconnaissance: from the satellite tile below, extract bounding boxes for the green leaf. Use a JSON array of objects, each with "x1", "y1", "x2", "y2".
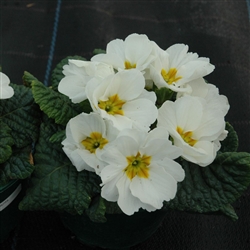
[
  {"x1": 49, "y1": 130, "x2": 66, "y2": 143},
  {"x1": 19, "y1": 121, "x2": 101, "y2": 215},
  {"x1": 93, "y1": 49, "x2": 106, "y2": 55},
  {"x1": 154, "y1": 87, "x2": 174, "y2": 107},
  {"x1": 0, "y1": 83, "x2": 40, "y2": 148},
  {"x1": 31, "y1": 80, "x2": 83, "y2": 125},
  {"x1": 22, "y1": 71, "x2": 39, "y2": 87},
  {"x1": 0, "y1": 146, "x2": 35, "y2": 185},
  {"x1": 164, "y1": 152, "x2": 250, "y2": 220},
  {"x1": 220, "y1": 122, "x2": 238, "y2": 152},
  {"x1": 0, "y1": 120, "x2": 14, "y2": 164},
  {"x1": 219, "y1": 204, "x2": 238, "y2": 221},
  {"x1": 86, "y1": 196, "x2": 107, "y2": 223},
  {"x1": 51, "y1": 56, "x2": 86, "y2": 90}
]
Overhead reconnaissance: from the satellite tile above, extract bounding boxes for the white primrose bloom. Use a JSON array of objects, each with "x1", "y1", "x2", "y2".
[
  {"x1": 86, "y1": 69, "x2": 158, "y2": 132},
  {"x1": 91, "y1": 33, "x2": 155, "y2": 77},
  {"x1": 100, "y1": 127, "x2": 184, "y2": 215},
  {"x1": 150, "y1": 43, "x2": 215, "y2": 93},
  {"x1": 177, "y1": 78, "x2": 230, "y2": 116},
  {"x1": 0, "y1": 72, "x2": 14, "y2": 99},
  {"x1": 157, "y1": 96, "x2": 226, "y2": 167},
  {"x1": 176, "y1": 78, "x2": 230, "y2": 149},
  {"x1": 62, "y1": 112, "x2": 119, "y2": 174},
  {"x1": 58, "y1": 59, "x2": 114, "y2": 103}
]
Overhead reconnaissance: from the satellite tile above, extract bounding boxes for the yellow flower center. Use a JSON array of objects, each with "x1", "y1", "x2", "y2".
[
  {"x1": 81, "y1": 132, "x2": 108, "y2": 153},
  {"x1": 98, "y1": 94, "x2": 125, "y2": 115},
  {"x1": 161, "y1": 68, "x2": 182, "y2": 85},
  {"x1": 124, "y1": 152, "x2": 151, "y2": 180},
  {"x1": 124, "y1": 61, "x2": 137, "y2": 69},
  {"x1": 176, "y1": 126, "x2": 197, "y2": 146}
]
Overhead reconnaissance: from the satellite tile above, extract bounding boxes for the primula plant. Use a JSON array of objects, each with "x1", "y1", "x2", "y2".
[
  {"x1": 0, "y1": 72, "x2": 40, "y2": 185},
  {"x1": 19, "y1": 34, "x2": 250, "y2": 222}
]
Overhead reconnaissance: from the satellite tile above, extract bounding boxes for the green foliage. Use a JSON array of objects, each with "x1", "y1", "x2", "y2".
[
  {"x1": 0, "y1": 83, "x2": 40, "y2": 183},
  {"x1": 51, "y1": 56, "x2": 86, "y2": 90},
  {"x1": 0, "y1": 146, "x2": 35, "y2": 185},
  {"x1": 0, "y1": 84, "x2": 40, "y2": 148},
  {"x1": 164, "y1": 152, "x2": 250, "y2": 221},
  {"x1": 22, "y1": 71, "x2": 39, "y2": 87},
  {"x1": 31, "y1": 79, "x2": 83, "y2": 126},
  {"x1": 19, "y1": 120, "x2": 102, "y2": 217},
  {"x1": 154, "y1": 87, "x2": 174, "y2": 107},
  {"x1": 86, "y1": 196, "x2": 107, "y2": 223},
  {"x1": 0, "y1": 121, "x2": 14, "y2": 164},
  {"x1": 93, "y1": 49, "x2": 106, "y2": 55},
  {"x1": 49, "y1": 130, "x2": 66, "y2": 143},
  {"x1": 220, "y1": 122, "x2": 238, "y2": 152}
]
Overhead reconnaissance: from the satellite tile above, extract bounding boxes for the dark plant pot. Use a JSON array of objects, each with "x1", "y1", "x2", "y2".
[
  {"x1": 0, "y1": 179, "x2": 25, "y2": 243},
  {"x1": 60, "y1": 209, "x2": 167, "y2": 249}
]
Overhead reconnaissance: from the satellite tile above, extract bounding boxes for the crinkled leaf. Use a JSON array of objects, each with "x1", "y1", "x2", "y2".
[
  {"x1": 49, "y1": 130, "x2": 66, "y2": 143},
  {"x1": 51, "y1": 55, "x2": 86, "y2": 90},
  {"x1": 220, "y1": 122, "x2": 238, "y2": 152},
  {"x1": 0, "y1": 120, "x2": 14, "y2": 164},
  {"x1": 19, "y1": 121, "x2": 101, "y2": 215},
  {"x1": 104, "y1": 200, "x2": 123, "y2": 215},
  {"x1": 86, "y1": 196, "x2": 107, "y2": 223},
  {"x1": 0, "y1": 146, "x2": 35, "y2": 185},
  {"x1": 0, "y1": 83, "x2": 40, "y2": 148},
  {"x1": 31, "y1": 80, "x2": 83, "y2": 125},
  {"x1": 22, "y1": 71, "x2": 39, "y2": 87},
  {"x1": 164, "y1": 152, "x2": 250, "y2": 220}
]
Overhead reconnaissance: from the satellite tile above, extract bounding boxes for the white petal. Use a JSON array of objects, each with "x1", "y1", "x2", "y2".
[
  {"x1": 123, "y1": 99, "x2": 158, "y2": 130},
  {"x1": 174, "y1": 96, "x2": 203, "y2": 131},
  {"x1": 0, "y1": 72, "x2": 14, "y2": 99},
  {"x1": 101, "y1": 166, "x2": 124, "y2": 202},
  {"x1": 130, "y1": 166, "x2": 178, "y2": 209},
  {"x1": 157, "y1": 158, "x2": 185, "y2": 182},
  {"x1": 116, "y1": 175, "x2": 145, "y2": 215},
  {"x1": 58, "y1": 75, "x2": 88, "y2": 103}
]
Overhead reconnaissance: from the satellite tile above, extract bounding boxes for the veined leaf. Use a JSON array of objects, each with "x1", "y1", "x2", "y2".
[
  {"x1": 0, "y1": 120, "x2": 14, "y2": 164},
  {"x1": 164, "y1": 152, "x2": 250, "y2": 220},
  {"x1": 0, "y1": 83, "x2": 40, "y2": 148},
  {"x1": 51, "y1": 56, "x2": 86, "y2": 90},
  {"x1": 31, "y1": 80, "x2": 83, "y2": 125},
  {"x1": 86, "y1": 196, "x2": 107, "y2": 223},
  {"x1": 220, "y1": 122, "x2": 238, "y2": 152},
  {"x1": 22, "y1": 71, "x2": 39, "y2": 87},
  {"x1": 0, "y1": 146, "x2": 35, "y2": 185},
  {"x1": 19, "y1": 121, "x2": 101, "y2": 215},
  {"x1": 49, "y1": 130, "x2": 66, "y2": 143}
]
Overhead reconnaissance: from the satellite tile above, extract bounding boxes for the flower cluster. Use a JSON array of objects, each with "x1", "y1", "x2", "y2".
[{"x1": 58, "y1": 33, "x2": 229, "y2": 215}]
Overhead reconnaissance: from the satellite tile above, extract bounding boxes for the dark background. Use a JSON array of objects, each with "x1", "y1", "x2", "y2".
[{"x1": 1, "y1": 0, "x2": 250, "y2": 249}]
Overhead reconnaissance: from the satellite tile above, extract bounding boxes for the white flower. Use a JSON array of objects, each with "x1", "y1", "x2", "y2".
[
  {"x1": 177, "y1": 78, "x2": 230, "y2": 116},
  {"x1": 157, "y1": 96, "x2": 226, "y2": 167},
  {"x1": 86, "y1": 69, "x2": 158, "y2": 132},
  {"x1": 62, "y1": 112, "x2": 119, "y2": 174},
  {"x1": 91, "y1": 33, "x2": 155, "y2": 77},
  {"x1": 150, "y1": 44, "x2": 215, "y2": 93},
  {"x1": 0, "y1": 72, "x2": 14, "y2": 99},
  {"x1": 100, "y1": 127, "x2": 184, "y2": 215},
  {"x1": 58, "y1": 60, "x2": 114, "y2": 103}
]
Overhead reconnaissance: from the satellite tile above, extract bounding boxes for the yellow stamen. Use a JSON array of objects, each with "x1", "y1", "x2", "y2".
[
  {"x1": 81, "y1": 132, "x2": 108, "y2": 153},
  {"x1": 98, "y1": 94, "x2": 125, "y2": 115},
  {"x1": 176, "y1": 126, "x2": 197, "y2": 146},
  {"x1": 124, "y1": 152, "x2": 151, "y2": 180},
  {"x1": 161, "y1": 68, "x2": 182, "y2": 85},
  {"x1": 124, "y1": 61, "x2": 137, "y2": 69}
]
